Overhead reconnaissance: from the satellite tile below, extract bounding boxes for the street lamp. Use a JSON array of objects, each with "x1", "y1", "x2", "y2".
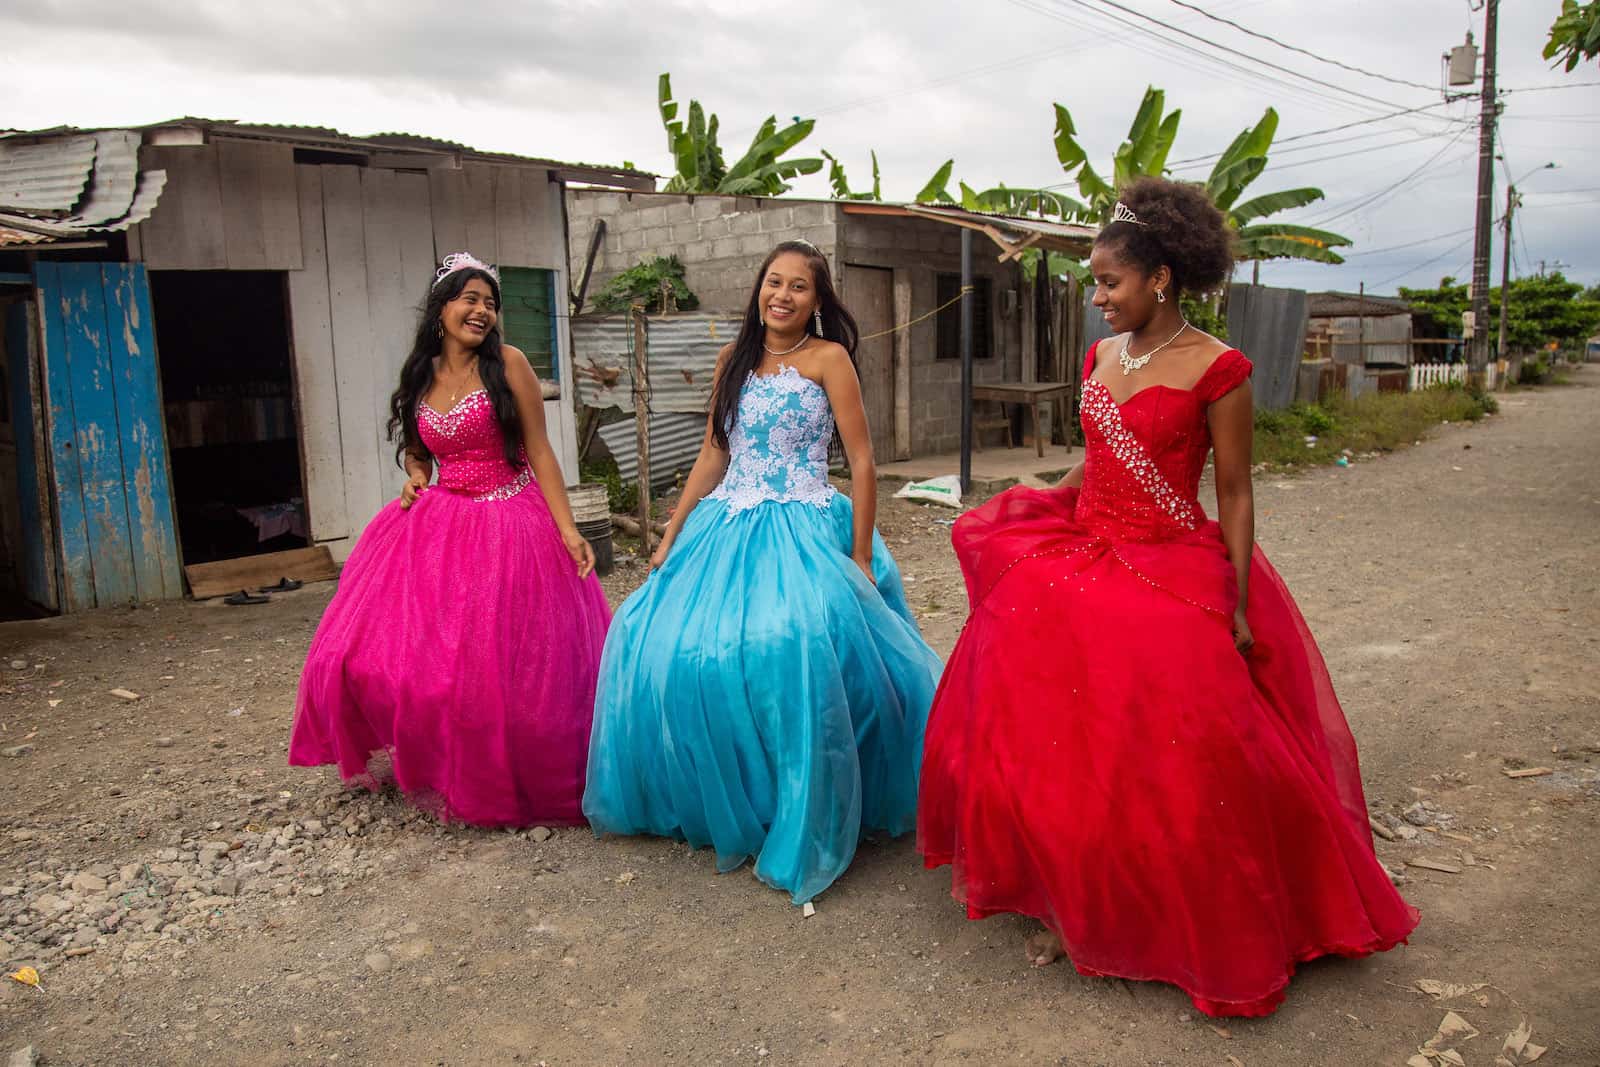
[{"x1": 1497, "y1": 162, "x2": 1558, "y2": 364}]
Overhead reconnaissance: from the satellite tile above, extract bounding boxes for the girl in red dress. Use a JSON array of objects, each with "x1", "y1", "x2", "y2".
[{"x1": 917, "y1": 177, "x2": 1418, "y2": 1017}]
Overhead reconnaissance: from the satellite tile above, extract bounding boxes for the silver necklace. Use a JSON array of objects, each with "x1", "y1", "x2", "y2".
[
  {"x1": 1119, "y1": 321, "x2": 1189, "y2": 376},
  {"x1": 763, "y1": 333, "x2": 810, "y2": 357}
]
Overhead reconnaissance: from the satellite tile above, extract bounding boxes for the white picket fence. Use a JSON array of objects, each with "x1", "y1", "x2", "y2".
[{"x1": 1409, "y1": 362, "x2": 1500, "y2": 391}]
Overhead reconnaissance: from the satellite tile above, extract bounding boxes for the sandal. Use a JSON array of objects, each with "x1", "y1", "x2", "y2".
[
  {"x1": 224, "y1": 589, "x2": 271, "y2": 606},
  {"x1": 257, "y1": 577, "x2": 303, "y2": 593}
]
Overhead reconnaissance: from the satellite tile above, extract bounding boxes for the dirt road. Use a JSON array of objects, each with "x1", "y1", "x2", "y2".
[{"x1": 2, "y1": 370, "x2": 1596, "y2": 1066}]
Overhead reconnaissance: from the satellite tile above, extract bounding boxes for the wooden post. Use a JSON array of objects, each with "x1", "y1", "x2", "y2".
[
  {"x1": 959, "y1": 228, "x2": 974, "y2": 494},
  {"x1": 630, "y1": 305, "x2": 652, "y2": 555}
]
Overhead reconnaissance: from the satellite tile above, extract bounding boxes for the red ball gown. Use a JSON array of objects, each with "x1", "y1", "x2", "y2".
[{"x1": 917, "y1": 343, "x2": 1418, "y2": 1017}]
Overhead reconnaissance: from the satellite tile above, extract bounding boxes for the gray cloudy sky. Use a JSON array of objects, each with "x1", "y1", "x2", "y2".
[{"x1": 6, "y1": 0, "x2": 1597, "y2": 295}]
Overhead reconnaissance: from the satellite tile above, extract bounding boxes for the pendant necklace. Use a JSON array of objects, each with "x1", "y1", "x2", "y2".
[{"x1": 1119, "y1": 321, "x2": 1189, "y2": 376}]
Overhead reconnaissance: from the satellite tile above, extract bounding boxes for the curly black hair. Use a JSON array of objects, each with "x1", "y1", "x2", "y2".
[{"x1": 1095, "y1": 176, "x2": 1234, "y2": 297}]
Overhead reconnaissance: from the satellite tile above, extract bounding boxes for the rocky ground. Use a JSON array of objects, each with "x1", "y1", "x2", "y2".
[{"x1": 1, "y1": 369, "x2": 1597, "y2": 1066}]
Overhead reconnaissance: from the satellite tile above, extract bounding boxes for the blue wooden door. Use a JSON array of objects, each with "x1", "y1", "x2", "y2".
[{"x1": 35, "y1": 262, "x2": 182, "y2": 610}]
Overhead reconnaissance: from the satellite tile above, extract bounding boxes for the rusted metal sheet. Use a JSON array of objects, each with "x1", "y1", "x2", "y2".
[
  {"x1": 596, "y1": 412, "x2": 706, "y2": 488},
  {"x1": 571, "y1": 313, "x2": 739, "y2": 414}
]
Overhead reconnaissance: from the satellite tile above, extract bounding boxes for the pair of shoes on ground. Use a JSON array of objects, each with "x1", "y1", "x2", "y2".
[{"x1": 223, "y1": 577, "x2": 302, "y2": 606}]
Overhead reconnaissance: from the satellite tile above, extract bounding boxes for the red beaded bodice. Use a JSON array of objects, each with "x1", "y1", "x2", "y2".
[{"x1": 1072, "y1": 345, "x2": 1253, "y2": 544}]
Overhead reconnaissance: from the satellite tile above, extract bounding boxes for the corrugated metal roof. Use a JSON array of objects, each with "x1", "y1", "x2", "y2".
[
  {"x1": 1307, "y1": 291, "x2": 1411, "y2": 318},
  {"x1": 0, "y1": 225, "x2": 52, "y2": 247},
  {"x1": 0, "y1": 128, "x2": 165, "y2": 235},
  {"x1": 5, "y1": 119, "x2": 655, "y2": 190},
  {"x1": 69, "y1": 131, "x2": 140, "y2": 226},
  {"x1": 597, "y1": 412, "x2": 707, "y2": 487},
  {"x1": 572, "y1": 313, "x2": 740, "y2": 414},
  {"x1": 843, "y1": 202, "x2": 1099, "y2": 257},
  {"x1": 0, "y1": 135, "x2": 96, "y2": 214}
]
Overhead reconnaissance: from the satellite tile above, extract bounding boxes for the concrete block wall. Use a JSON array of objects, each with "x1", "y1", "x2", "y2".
[
  {"x1": 567, "y1": 190, "x2": 840, "y2": 316},
  {"x1": 838, "y1": 216, "x2": 1025, "y2": 456}
]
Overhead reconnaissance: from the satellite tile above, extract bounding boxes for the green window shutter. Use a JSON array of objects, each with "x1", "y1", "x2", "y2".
[{"x1": 499, "y1": 267, "x2": 558, "y2": 384}]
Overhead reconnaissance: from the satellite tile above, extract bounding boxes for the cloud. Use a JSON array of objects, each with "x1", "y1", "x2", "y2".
[{"x1": 3, "y1": 0, "x2": 1596, "y2": 291}]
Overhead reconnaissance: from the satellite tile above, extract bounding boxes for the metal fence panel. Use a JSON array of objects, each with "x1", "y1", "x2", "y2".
[
  {"x1": 1226, "y1": 283, "x2": 1307, "y2": 412},
  {"x1": 571, "y1": 313, "x2": 741, "y2": 414},
  {"x1": 596, "y1": 412, "x2": 706, "y2": 488}
]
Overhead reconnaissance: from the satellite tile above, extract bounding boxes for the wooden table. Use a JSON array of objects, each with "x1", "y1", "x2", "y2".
[{"x1": 971, "y1": 382, "x2": 1076, "y2": 457}]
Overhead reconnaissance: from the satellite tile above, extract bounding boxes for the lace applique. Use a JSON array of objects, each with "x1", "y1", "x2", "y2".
[{"x1": 706, "y1": 365, "x2": 838, "y2": 518}]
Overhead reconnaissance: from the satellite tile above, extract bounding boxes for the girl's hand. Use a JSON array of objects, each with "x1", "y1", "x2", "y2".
[
  {"x1": 649, "y1": 529, "x2": 677, "y2": 570},
  {"x1": 400, "y1": 473, "x2": 429, "y2": 509},
  {"x1": 562, "y1": 527, "x2": 596, "y2": 579},
  {"x1": 1232, "y1": 608, "x2": 1255, "y2": 655},
  {"x1": 853, "y1": 553, "x2": 877, "y2": 586}
]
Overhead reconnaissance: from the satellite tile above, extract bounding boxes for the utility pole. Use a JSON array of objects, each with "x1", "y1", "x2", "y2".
[
  {"x1": 1496, "y1": 181, "x2": 1516, "y2": 364},
  {"x1": 1467, "y1": 0, "x2": 1498, "y2": 385}
]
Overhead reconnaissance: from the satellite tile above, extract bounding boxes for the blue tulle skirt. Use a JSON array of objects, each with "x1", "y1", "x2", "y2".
[{"x1": 583, "y1": 493, "x2": 943, "y2": 904}]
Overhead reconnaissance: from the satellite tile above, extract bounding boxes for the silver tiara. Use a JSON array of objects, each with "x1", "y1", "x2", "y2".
[
  {"x1": 1111, "y1": 202, "x2": 1145, "y2": 227},
  {"x1": 433, "y1": 251, "x2": 500, "y2": 289}
]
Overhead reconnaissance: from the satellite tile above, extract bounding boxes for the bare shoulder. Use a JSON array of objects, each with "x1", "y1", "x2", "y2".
[
  {"x1": 812, "y1": 341, "x2": 854, "y2": 373},
  {"x1": 713, "y1": 341, "x2": 736, "y2": 370}
]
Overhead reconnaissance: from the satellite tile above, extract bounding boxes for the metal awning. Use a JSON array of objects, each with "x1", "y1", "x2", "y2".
[{"x1": 840, "y1": 202, "x2": 1097, "y2": 260}]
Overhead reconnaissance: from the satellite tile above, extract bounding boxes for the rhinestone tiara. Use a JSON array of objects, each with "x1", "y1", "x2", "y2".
[
  {"x1": 1110, "y1": 202, "x2": 1145, "y2": 227},
  {"x1": 433, "y1": 251, "x2": 500, "y2": 289}
]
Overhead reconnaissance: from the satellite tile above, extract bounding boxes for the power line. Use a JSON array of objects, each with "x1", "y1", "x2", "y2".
[
  {"x1": 1008, "y1": 0, "x2": 1414, "y2": 121},
  {"x1": 1342, "y1": 224, "x2": 1479, "y2": 259},
  {"x1": 1073, "y1": 0, "x2": 1417, "y2": 113},
  {"x1": 1307, "y1": 126, "x2": 1475, "y2": 225},
  {"x1": 1501, "y1": 81, "x2": 1600, "y2": 93},
  {"x1": 1166, "y1": 100, "x2": 1469, "y2": 168},
  {"x1": 1159, "y1": 0, "x2": 1439, "y2": 92},
  {"x1": 1372, "y1": 231, "x2": 1479, "y2": 289}
]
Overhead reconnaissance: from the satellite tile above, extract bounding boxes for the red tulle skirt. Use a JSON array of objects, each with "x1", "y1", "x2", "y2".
[{"x1": 917, "y1": 486, "x2": 1419, "y2": 1016}]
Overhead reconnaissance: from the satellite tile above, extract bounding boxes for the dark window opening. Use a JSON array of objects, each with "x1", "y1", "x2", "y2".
[
  {"x1": 935, "y1": 273, "x2": 993, "y2": 360},
  {"x1": 151, "y1": 270, "x2": 308, "y2": 566}
]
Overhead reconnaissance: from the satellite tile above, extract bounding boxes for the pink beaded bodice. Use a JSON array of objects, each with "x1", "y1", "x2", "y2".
[
  {"x1": 417, "y1": 390, "x2": 534, "y2": 502},
  {"x1": 1072, "y1": 346, "x2": 1252, "y2": 544}
]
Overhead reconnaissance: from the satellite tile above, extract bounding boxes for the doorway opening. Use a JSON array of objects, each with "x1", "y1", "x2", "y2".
[{"x1": 151, "y1": 271, "x2": 308, "y2": 566}]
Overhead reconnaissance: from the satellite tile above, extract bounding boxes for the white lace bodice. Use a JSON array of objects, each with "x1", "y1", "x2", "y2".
[{"x1": 705, "y1": 365, "x2": 838, "y2": 517}]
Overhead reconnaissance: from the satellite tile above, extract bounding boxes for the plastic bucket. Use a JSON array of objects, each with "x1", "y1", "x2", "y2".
[
  {"x1": 575, "y1": 515, "x2": 614, "y2": 577},
  {"x1": 568, "y1": 483, "x2": 611, "y2": 524}
]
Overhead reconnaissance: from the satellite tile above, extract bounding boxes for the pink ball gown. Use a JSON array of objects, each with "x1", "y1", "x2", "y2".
[
  {"x1": 290, "y1": 389, "x2": 611, "y2": 826},
  {"x1": 918, "y1": 344, "x2": 1418, "y2": 1016}
]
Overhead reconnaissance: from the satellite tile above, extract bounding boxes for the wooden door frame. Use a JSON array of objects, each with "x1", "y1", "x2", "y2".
[{"x1": 842, "y1": 262, "x2": 906, "y2": 462}]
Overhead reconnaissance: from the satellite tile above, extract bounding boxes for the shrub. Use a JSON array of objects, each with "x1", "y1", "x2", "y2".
[{"x1": 591, "y1": 256, "x2": 700, "y2": 314}]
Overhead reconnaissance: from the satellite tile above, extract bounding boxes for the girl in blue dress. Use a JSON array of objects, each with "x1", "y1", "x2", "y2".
[{"x1": 584, "y1": 241, "x2": 943, "y2": 905}]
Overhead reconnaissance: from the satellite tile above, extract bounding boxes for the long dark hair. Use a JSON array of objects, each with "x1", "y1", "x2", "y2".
[
  {"x1": 387, "y1": 266, "x2": 521, "y2": 468},
  {"x1": 710, "y1": 241, "x2": 860, "y2": 451}
]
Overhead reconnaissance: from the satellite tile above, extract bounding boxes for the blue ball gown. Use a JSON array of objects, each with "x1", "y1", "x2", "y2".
[{"x1": 584, "y1": 364, "x2": 943, "y2": 904}]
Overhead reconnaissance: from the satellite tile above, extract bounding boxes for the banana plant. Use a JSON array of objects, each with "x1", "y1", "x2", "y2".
[
  {"x1": 658, "y1": 74, "x2": 823, "y2": 195},
  {"x1": 915, "y1": 160, "x2": 957, "y2": 204},
  {"x1": 1051, "y1": 87, "x2": 1181, "y2": 223},
  {"x1": 821, "y1": 150, "x2": 882, "y2": 201},
  {"x1": 1205, "y1": 108, "x2": 1351, "y2": 265}
]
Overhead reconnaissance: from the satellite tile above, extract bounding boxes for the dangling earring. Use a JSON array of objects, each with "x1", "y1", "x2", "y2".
[
  {"x1": 1156, "y1": 289, "x2": 1166, "y2": 304},
  {"x1": 435, "y1": 321, "x2": 445, "y2": 337},
  {"x1": 813, "y1": 309, "x2": 824, "y2": 336}
]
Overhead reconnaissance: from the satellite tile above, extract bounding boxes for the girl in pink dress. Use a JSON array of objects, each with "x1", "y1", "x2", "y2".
[{"x1": 290, "y1": 253, "x2": 610, "y2": 826}]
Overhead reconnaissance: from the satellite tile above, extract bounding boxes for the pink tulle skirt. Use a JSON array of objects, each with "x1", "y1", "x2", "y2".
[{"x1": 290, "y1": 481, "x2": 610, "y2": 826}]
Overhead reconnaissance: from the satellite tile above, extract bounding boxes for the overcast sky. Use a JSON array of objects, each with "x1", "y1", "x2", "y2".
[{"x1": 6, "y1": 1, "x2": 1597, "y2": 295}]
